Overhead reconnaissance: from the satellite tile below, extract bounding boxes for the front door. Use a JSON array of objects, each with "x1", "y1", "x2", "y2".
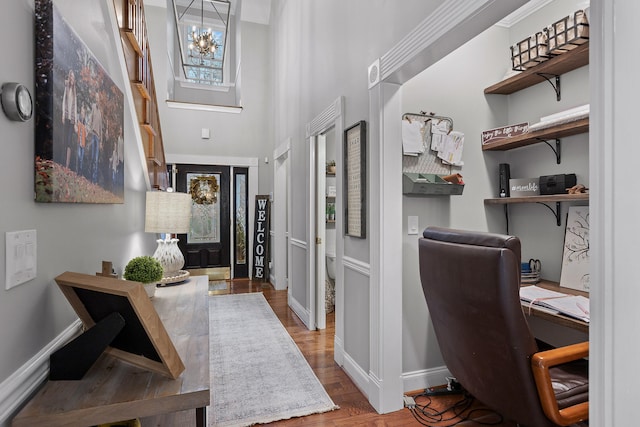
[{"x1": 176, "y1": 164, "x2": 230, "y2": 270}]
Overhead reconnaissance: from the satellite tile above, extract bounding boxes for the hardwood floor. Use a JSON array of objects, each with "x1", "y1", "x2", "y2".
[{"x1": 143, "y1": 278, "x2": 516, "y2": 426}]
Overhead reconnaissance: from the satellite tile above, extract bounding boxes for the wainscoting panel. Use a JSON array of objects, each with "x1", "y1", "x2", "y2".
[{"x1": 289, "y1": 238, "x2": 310, "y2": 328}]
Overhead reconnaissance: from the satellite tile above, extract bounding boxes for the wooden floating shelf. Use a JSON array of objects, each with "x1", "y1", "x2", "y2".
[
  {"x1": 485, "y1": 42, "x2": 589, "y2": 95},
  {"x1": 482, "y1": 118, "x2": 588, "y2": 151},
  {"x1": 485, "y1": 193, "x2": 589, "y2": 205}
]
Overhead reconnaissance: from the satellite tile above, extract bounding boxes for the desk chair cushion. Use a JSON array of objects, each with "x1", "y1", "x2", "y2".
[{"x1": 419, "y1": 227, "x2": 588, "y2": 427}]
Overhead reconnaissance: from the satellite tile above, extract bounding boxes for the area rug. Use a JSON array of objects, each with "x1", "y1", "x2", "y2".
[{"x1": 208, "y1": 293, "x2": 338, "y2": 426}]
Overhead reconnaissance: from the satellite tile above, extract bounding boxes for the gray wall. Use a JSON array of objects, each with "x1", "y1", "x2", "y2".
[
  {"x1": 269, "y1": 0, "x2": 441, "y2": 373},
  {"x1": 401, "y1": 0, "x2": 589, "y2": 373},
  {"x1": 0, "y1": 0, "x2": 156, "y2": 401}
]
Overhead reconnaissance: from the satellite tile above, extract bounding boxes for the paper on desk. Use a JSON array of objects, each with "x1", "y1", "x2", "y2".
[{"x1": 520, "y1": 286, "x2": 589, "y2": 322}]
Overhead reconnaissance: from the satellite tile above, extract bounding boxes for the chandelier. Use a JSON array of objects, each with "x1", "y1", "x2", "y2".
[
  {"x1": 189, "y1": 26, "x2": 219, "y2": 57},
  {"x1": 172, "y1": 0, "x2": 230, "y2": 82}
]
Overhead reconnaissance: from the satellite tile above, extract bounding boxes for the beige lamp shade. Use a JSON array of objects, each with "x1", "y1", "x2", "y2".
[{"x1": 145, "y1": 191, "x2": 191, "y2": 234}]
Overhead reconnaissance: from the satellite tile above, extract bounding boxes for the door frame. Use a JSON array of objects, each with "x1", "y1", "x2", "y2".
[
  {"x1": 166, "y1": 154, "x2": 259, "y2": 278},
  {"x1": 304, "y1": 97, "x2": 344, "y2": 336},
  {"x1": 273, "y1": 138, "x2": 291, "y2": 291}
]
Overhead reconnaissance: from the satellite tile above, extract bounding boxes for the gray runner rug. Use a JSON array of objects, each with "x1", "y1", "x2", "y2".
[{"x1": 208, "y1": 293, "x2": 338, "y2": 426}]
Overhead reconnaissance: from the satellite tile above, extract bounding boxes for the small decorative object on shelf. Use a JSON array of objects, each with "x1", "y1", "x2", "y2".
[
  {"x1": 326, "y1": 160, "x2": 336, "y2": 174},
  {"x1": 123, "y1": 256, "x2": 163, "y2": 298}
]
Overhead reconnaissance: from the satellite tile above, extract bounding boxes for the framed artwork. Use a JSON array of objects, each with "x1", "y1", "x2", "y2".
[
  {"x1": 54, "y1": 271, "x2": 185, "y2": 379},
  {"x1": 35, "y1": 0, "x2": 124, "y2": 203},
  {"x1": 344, "y1": 121, "x2": 366, "y2": 238},
  {"x1": 559, "y1": 206, "x2": 590, "y2": 292}
]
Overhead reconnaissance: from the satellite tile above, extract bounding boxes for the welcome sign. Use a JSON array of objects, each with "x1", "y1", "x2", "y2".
[{"x1": 252, "y1": 195, "x2": 270, "y2": 281}]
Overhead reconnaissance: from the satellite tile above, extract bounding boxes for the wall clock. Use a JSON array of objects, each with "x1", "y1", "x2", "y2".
[{"x1": 1, "y1": 82, "x2": 33, "y2": 122}]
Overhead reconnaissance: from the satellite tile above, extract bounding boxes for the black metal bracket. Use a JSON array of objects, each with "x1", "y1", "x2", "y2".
[
  {"x1": 49, "y1": 312, "x2": 125, "y2": 380},
  {"x1": 535, "y1": 201, "x2": 562, "y2": 226},
  {"x1": 535, "y1": 138, "x2": 562, "y2": 164},
  {"x1": 536, "y1": 73, "x2": 561, "y2": 101}
]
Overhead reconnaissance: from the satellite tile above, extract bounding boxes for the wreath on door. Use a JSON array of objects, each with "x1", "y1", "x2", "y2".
[{"x1": 189, "y1": 175, "x2": 219, "y2": 205}]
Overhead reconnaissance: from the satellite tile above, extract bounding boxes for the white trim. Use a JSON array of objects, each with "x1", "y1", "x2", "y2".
[
  {"x1": 0, "y1": 320, "x2": 82, "y2": 425},
  {"x1": 306, "y1": 97, "x2": 343, "y2": 138},
  {"x1": 402, "y1": 366, "x2": 452, "y2": 393},
  {"x1": 273, "y1": 138, "x2": 290, "y2": 161},
  {"x1": 178, "y1": 80, "x2": 234, "y2": 92},
  {"x1": 288, "y1": 291, "x2": 310, "y2": 329},
  {"x1": 166, "y1": 154, "x2": 258, "y2": 167},
  {"x1": 334, "y1": 335, "x2": 345, "y2": 367},
  {"x1": 166, "y1": 100, "x2": 243, "y2": 113},
  {"x1": 290, "y1": 238, "x2": 307, "y2": 250},
  {"x1": 342, "y1": 256, "x2": 370, "y2": 277},
  {"x1": 495, "y1": 0, "x2": 554, "y2": 28},
  {"x1": 341, "y1": 350, "x2": 371, "y2": 399}
]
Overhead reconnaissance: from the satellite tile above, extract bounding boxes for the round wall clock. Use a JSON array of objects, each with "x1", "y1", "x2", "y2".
[{"x1": 1, "y1": 83, "x2": 33, "y2": 122}]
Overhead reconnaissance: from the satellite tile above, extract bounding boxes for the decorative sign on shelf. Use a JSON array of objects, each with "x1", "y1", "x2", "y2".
[
  {"x1": 252, "y1": 195, "x2": 270, "y2": 281},
  {"x1": 481, "y1": 122, "x2": 529, "y2": 145}
]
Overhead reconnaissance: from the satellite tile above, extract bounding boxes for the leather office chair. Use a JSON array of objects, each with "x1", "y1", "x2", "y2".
[{"x1": 418, "y1": 226, "x2": 588, "y2": 426}]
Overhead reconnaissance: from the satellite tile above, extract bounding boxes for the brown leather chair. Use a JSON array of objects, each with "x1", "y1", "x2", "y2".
[{"x1": 418, "y1": 226, "x2": 588, "y2": 426}]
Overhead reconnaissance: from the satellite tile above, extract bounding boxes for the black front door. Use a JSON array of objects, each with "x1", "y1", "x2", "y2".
[{"x1": 176, "y1": 164, "x2": 230, "y2": 269}]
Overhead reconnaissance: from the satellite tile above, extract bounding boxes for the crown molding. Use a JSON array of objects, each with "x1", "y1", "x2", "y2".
[{"x1": 495, "y1": 0, "x2": 554, "y2": 28}]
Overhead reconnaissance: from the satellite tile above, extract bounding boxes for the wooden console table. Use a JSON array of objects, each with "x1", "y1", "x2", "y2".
[{"x1": 13, "y1": 276, "x2": 210, "y2": 427}]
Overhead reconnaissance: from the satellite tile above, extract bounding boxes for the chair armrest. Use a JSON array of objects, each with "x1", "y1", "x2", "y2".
[{"x1": 531, "y1": 341, "x2": 589, "y2": 426}]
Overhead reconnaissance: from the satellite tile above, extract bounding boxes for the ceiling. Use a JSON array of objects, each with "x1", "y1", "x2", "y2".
[{"x1": 144, "y1": 0, "x2": 272, "y2": 25}]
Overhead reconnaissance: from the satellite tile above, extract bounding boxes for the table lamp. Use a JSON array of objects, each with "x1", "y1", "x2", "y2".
[{"x1": 145, "y1": 190, "x2": 192, "y2": 285}]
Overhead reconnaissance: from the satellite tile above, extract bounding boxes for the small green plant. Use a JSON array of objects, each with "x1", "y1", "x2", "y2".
[{"x1": 123, "y1": 256, "x2": 163, "y2": 284}]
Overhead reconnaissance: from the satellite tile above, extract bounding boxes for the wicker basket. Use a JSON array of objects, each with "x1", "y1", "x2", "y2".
[
  {"x1": 511, "y1": 31, "x2": 550, "y2": 71},
  {"x1": 547, "y1": 10, "x2": 589, "y2": 54}
]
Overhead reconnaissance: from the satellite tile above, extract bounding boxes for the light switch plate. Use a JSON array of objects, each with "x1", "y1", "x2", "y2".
[
  {"x1": 408, "y1": 216, "x2": 419, "y2": 235},
  {"x1": 6, "y1": 229, "x2": 37, "y2": 290}
]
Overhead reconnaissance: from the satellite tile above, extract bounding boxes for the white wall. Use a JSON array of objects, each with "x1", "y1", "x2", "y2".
[{"x1": 0, "y1": 0, "x2": 157, "y2": 422}]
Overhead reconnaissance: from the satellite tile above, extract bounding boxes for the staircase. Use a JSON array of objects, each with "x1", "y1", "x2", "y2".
[{"x1": 112, "y1": 0, "x2": 169, "y2": 189}]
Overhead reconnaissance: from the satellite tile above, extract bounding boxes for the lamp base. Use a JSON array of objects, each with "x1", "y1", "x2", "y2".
[{"x1": 160, "y1": 269, "x2": 190, "y2": 286}]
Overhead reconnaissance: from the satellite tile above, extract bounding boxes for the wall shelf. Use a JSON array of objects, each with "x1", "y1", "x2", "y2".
[
  {"x1": 484, "y1": 43, "x2": 589, "y2": 95},
  {"x1": 485, "y1": 193, "x2": 588, "y2": 226},
  {"x1": 482, "y1": 118, "x2": 588, "y2": 152},
  {"x1": 485, "y1": 193, "x2": 588, "y2": 205}
]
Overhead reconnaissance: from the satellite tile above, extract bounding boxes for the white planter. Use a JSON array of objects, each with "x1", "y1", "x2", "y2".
[{"x1": 143, "y1": 282, "x2": 158, "y2": 298}]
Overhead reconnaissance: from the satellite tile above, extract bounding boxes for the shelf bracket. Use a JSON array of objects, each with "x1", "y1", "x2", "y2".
[
  {"x1": 536, "y1": 73, "x2": 561, "y2": 101},
  {"x1": 535, "y1": 138, "x2": 562, "y2": 164},
  {"x1": 535, "y1": 201, "x2": 562, "y2": 226}
]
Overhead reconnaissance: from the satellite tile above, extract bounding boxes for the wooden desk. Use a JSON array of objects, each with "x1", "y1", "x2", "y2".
[
  {"x1": 521, "y1": 280, "x2": 589, "y2": 334},
  {"x1": 13, "y1": 276, "x2": 210, "y2": 427}
]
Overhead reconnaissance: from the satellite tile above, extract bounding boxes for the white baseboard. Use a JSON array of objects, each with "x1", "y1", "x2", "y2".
[
  {"x1": 401, "y1": 365, "x2": 452, "y2": 393},
  {"x1": 333, "y1": 335, "x2": 345, "y2": 366},
  {"x1": 0, "y1": 319, "x2": 82, "y2": 426},
  {"x1": 340, "y1": 350, "x2": 371, "y2": 399},
  {"x1": 287, "y1": 295, "x2": 310, "y2": 329}
]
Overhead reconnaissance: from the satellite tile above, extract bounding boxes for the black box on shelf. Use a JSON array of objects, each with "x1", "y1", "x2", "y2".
[{"x1": 539, "y1": 173, "x2": 577, "y2": 195}]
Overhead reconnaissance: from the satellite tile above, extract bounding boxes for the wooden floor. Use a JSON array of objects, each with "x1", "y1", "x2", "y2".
[{"x1": 143, "y1": 279, "x2": 516, "y2": 426}]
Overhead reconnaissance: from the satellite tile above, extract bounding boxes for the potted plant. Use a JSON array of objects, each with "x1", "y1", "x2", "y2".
[{"x1": 123, "y1": 256, "x2": 163, "y2": 298}]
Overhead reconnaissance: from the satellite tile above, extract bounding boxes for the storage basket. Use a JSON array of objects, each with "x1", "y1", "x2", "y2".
[
  {"x1": 511, "y1": 31, "x2": 550, "y2": 71},
  {"x1": 547, "y1": 10, "x2": 589, "y2": 54}
]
